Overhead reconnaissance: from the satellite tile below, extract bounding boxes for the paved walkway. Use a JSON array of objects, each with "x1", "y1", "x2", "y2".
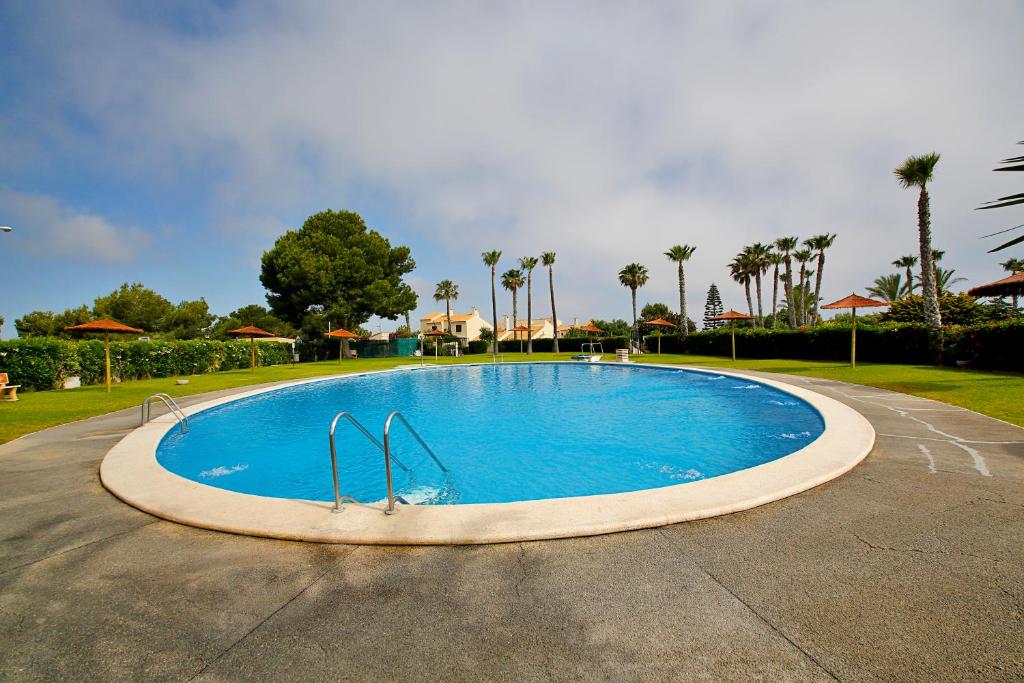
[{"x1": 1, "y1": 372, "x2": 1022, "y2": 681}]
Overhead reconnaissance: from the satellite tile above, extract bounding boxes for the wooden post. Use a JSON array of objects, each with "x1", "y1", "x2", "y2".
[
  {"x1": 657, "y1": 331, "x2": 661, "y2": 355},
  {"x1": 731, "y1": 323, "x2": 736, "y2": 361},
  {"x1": 851, "y1": 307, "x2": 857, "y2": 368},
  {"x1": 250, "y1": 337, "x2": 256, "y2": 373},
  {"x1": 104, "y1": 335, "x2": 112, "y2": 393}
]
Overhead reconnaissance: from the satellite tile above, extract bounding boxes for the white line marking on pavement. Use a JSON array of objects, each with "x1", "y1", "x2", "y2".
[
  {"x1": 950, "y1": 440, "x2": 992, "y2": 477},
  {"x1": 878, "y1": 433, "x2": 1024, "y2": 445},
  {"x1": 917, "y1": 443, "x2": 937, "y2": 474}
]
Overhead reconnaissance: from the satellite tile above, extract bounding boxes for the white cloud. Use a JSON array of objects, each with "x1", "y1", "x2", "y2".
[
  {"x1": 0, "y1": 187, "x2": 147, "y2": 263},
  {"x1": 5, "y1": 1, "x2": 1024, "y2": 322}
]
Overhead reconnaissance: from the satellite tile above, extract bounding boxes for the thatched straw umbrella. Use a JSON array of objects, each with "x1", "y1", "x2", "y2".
[
  {"x1": 967, "y1": 272, "x2": 1024, "y2": 298},
  {"x1": 228, "y1": 325, "x2": 274, "y2": 373},
  {"x1": 64, "y1": 318, "x2": 144, "y2": 392},
  {"x1": 326, "y1": 328, "x2": 361, "y2": 363},
  {"x1": 820, "y1": 294, "x2": 889, "y2": 368},
  {"x1": 510, "y1": 325, "x2": 531, "y2": 353},
  {"x1": 644, "y1": 318, "x2": 676, "y2": 355},
  {"x1": 424, "y1": 329, "x2": 448, "y2": 359},
  {"x1": 711, "y1": 310, "x2": 754, "y2": 361}
]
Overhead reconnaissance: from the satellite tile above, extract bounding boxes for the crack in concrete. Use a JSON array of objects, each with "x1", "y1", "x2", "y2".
[
  {"x1": 848, "y1": 531, "x2": 987, "y2": 562},
  {"x1": 0, "y1": 520, "x2": 160, "y2": 576},
  {"x1": 514, "y1": 542, "x2": 528, "y2": 599},
  {"x1": 657, "y1": 528, "x2": 840, "y2": 681},
  {"x1": 186, "y1": 548, "x2": 349, "y2": 681}
]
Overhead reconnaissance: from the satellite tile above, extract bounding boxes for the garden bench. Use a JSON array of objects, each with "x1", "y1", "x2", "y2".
[{"x1": 0, "y1": 373, "x2": 21, "y2": 402}]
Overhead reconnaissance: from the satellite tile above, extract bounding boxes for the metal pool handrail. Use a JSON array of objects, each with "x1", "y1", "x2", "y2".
[
  {"x1": 328, "y1": 411, "x2": 410, "y2": 513},
  {"x1": 382, "y1": 410, "x2": 449, "y2": 515},
  {"x1": 141, "y1": 393, "x2": 189, "y2": 433}
]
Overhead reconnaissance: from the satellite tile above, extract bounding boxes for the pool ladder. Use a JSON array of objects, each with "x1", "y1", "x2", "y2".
[
  {"x1": 329, "y1": 411, "x2": 448, "y2": 515},
  {"x1": 141, "y1": 393, "x2": 189, "y2": 433}
]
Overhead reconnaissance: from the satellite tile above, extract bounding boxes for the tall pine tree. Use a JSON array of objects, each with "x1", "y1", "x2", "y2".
[{"x1": 703, "y1": 283, "x2": 724, "y2": 329}]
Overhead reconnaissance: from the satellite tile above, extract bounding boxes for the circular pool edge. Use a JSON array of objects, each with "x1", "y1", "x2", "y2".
[{"x1": 100, "y1": 363, "x2": 875, "y2": 545}]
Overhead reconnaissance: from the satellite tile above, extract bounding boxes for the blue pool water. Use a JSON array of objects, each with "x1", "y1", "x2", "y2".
[{"x1": 156, "y1": 363, "x2": 824, "y2": 505}]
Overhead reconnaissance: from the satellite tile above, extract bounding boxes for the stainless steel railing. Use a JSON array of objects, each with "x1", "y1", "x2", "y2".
[
  {"x1": 328, "y1": 411, "x2": 411, "y2": 513},
  {"x1": 382, "y1": 410, "x2": 448, "y2": 515},
  {"x1": 141, "y1": 393, "x2": 189, "y2": 433}
]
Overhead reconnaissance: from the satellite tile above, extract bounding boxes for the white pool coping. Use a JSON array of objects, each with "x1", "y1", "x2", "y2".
[{"x1": 100, "y1": 363, "x2": 875, "y2": 545}]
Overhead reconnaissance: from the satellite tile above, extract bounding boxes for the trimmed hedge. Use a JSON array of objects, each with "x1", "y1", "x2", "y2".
[
  {"x1": 644, "y1": 321, "x2": 1024, "y2": 371},
  {"x1": 498, "y1": 336, "x2": 629, "y2": 354},
  {"x1": 0, "y1": 338, "x2": 292, "y2": 391}
]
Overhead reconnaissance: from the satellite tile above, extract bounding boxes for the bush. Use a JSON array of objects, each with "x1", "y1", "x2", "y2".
[
  {"x1": 0, "y1": 338, "x2": 80, "y2": 390},
  {"x1": 0, "y1": 338, "x2": 292, "y2": 391},
  {"x1": 465, "y1": 340, "x2": 489, "y2": 354},
  {"x1": 646, "y1": 320, "x2": 1024, "y2": 370},
  {"x1": 497, "y1": 336, "x2": 629, "y2": 353}
]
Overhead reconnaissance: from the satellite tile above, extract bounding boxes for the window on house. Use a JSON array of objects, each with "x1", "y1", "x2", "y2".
[{"x1": 455, "y1": 324, "x2": 463, "y2": 333}]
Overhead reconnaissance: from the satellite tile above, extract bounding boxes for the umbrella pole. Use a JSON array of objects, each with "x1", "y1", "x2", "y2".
[
  {"x1": 104, "y1": 335, "x2": 112, "y2": 393},
  {"x1": 250, "y1": 337, "x2": 256, "y2": 373},
  {"x1": 731, "y1": 324, "x2": 736, "y2": 361},
  {"x1": 851, "y1": 307, "x2": 857, "y2": 368},
  {"x1": 657, "y1": 332, "x2": 661, "y2": 355}
]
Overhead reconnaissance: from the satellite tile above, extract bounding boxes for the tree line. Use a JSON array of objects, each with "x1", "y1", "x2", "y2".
[{"x1": 14, "y1": 283, "x2": 297, "y2": 341}]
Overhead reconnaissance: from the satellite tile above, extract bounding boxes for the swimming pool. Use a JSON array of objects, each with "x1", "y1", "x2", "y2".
[
  {"x1": 102, "y1": 363, "x2": 873, "y2": 543},
  {"x1": 155, "y1": 363, "x2": 824, "y2": 506}
]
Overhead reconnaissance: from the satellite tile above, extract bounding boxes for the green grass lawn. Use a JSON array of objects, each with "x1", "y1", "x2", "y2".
[{"x1": 1, "y1": 353, "x2": 1021, "y2": 444}]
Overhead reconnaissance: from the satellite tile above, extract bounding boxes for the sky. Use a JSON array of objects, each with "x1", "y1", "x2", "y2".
[{"x1": 1, "y1": 0, "x2": 1022, "y2": 338}]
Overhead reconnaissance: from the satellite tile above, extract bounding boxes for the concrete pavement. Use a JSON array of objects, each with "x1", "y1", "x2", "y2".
[{"x1": 1, "y1": 371, "x2": 1022, "y2": 681}]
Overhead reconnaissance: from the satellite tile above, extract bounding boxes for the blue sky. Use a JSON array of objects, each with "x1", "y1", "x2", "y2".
[{"x1": 2, "y1": 1, "x2": 1023, "y2": 337}]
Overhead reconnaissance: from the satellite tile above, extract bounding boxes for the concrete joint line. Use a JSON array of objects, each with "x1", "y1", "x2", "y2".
[
  {"x1": 187, "y1": 552, "x2": 348, "y2": 681},
  {"x1": 0, "y1": 520, "x2": 159, "y2": 577}
]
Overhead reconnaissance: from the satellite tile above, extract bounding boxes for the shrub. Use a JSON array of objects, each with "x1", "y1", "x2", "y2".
[
  {"x1": 0, "y1": 338, "x2": 80, "y2": 390},
  {"x1": 497, "y1": 336, "x2": 629, "y2": 354},
  {"x1": 0, "y1": 338, "x2": 291, "y2": 391},
  {"x1": 465, "y1": 340, "x2": 489, "y2": 354}
]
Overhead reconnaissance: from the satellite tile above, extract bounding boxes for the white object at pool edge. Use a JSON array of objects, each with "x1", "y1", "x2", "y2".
[{"x1": 100, "y1": 363, "x2": 874, "y2": 545}]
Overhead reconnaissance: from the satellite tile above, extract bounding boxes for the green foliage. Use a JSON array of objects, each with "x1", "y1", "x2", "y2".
[
  {"x1": 703, "y1": 284, "x2": 724, "y2": 329},
  {"x1": 465, "y1": 340, "x2": 490, "y2": 354},
  {"x1": 93, "y1": 282, "x2": 174, "y2": 332},
  {"x1": 163, "y1": 299, "x2": 216, "y2": 339},
  {"x1": 588, "y1": 319, "x2": 632, "y2": 337},
  {"x1": 210, "y1": 304, "x2": 297, "y2": 340},
  {"x1": 0, "y1": 339, "x2": 291, "y2": 391},
  {"x1": 15, "y1": 306, "x2": 92, "y2": 338},
  {"x1": 497, "y1": 337, "x2": 630, "y2": 353},
  {"x1": 260, "y1": 209, "x2": 418, "y2": 330},
  {"x1": 0, "y1": 338, "x2": 80, "y2": 390},
  {"x1": 881, "y1": 293, "x2": 1006, "y2": 326},
  {"x1": 640, "y1": 303, "x2": 696, "y2": 333},
  {"x1": 645, "y1": 321, "x2": 1024, "y2": 371}
]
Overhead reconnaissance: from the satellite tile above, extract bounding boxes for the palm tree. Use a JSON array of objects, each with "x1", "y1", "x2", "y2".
[
  {"x1": 1000, "y1": 257, "x2": 1024, "y2": 309},
  {"x1": 541, "y1": 252, "x2": 560, "y2": 353},
  {"x1": 867, "y1": 274, "x2": 904, "y2": 302},
  {"x1": 501, "y1": 269, "x2": 524, "y2": 338},
  {"x1": 935, "y1": 267, "x2": 966, "y2": 294},
  {"x1": 728, "y1": 253, "x2": 755, "y2": 321},
  {"x1": 618, "y1": 263, "x2": 650, "y2": 350},
  {"x1": 518, "y1": 257, "x2": 539, "y2": 354},
  {"x1": 482, "y1": 250, "x2": 502, "y2": 359},
  {"x1": 805, "y1": 233, "x2": 836, "y2": 324},
  {"x1": 433, "y1": 280, "x2": 459, "y2": 344},
  {"x1": 767, "y1": 251, "x2": 783, "y2": 328},
  {"x1": 895, "y1": 152, "x2": 943, "y2": 362},
  {"x1": 892, "y1": 255, "x2": 919, "y2": 297},
  {"x1": 792, "y1": 248, "x2": 814, "y2": 325},
  {"x1": 774, "y1": 236, "x2": 799, "y2": 327},
  {"x1": 664, "y1": 245, "x2": 697, "y2": 337},
  {"x1": 745, "y1": 243, "x2": 772, "y2": 327}
]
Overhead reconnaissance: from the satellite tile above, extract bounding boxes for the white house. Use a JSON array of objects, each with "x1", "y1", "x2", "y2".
[{"x1": 420, "y1": 307, "x2": 493, "y2": 343}]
